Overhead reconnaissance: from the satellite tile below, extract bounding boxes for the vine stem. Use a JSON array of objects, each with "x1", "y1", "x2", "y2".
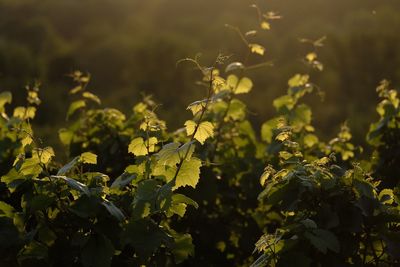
[{"x1": 171, "y1": 65, "x2": 216, "y2": 185}]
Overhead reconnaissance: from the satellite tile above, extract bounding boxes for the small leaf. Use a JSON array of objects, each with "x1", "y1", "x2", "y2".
[
  {"x1": 288, "y1": 74, "x2": 309, "y2": 88},
  {"x1": 172, "y1": 194, "x2": 199, "y2": 209},
  {"x1": 67, "y1": 100, "x2": 86, "y2": 119},
  {"x1": 156, "y1": 142, "x2": 181, "y2": 166},
  {"x1": 304, "y1": 134, "x2": 318, "y2": 148},
  {"x1": 58, "y1": 128, "x2": 73, "y2": 146},
  {"x1": 111, "y1": 173, "x2": 136, "y2": 189},
  {"x1": 0, "y1": 91, "x2": 12, "y2": 112},
  {"x1": 172, "y1": 234, "x2": 194, "y2": 263},
  {"x1": 235, "y1": 77, "x2": 253, "y2": 94},
  {"x1": 101, "y1": 199, "x2": 125, "y2": 221},
  {"x1": 261, "y1": 21, "x2": 270, "y2": 30},
  {"x1": 379, "y1": 189, "x2": 394, "y2": 204},
  {"x1": 225, "y1": 62, "x2": 244, "y2": 73},
  {"x1": 306, "y1": 52, "x2": 317, "y2": 62},
  {"x1": 0, "y1": 201, "x2": 15, "y2": 218},
  {"x1": 249, "y1": 43, "x2": 265, "y2": 55},
  {"x1": 80, "y1": 152, "x2": 97, "y2": 164},
  {"x1": 128, "y1": 137, "x2": 148, "y2": 156},
  {"x1": 69, "y1": 85, "x2": 82, "y2": 94},
  {"x1": 57, "y1": 157, "x2": 79, "y2": 175},
  {"x1": 33, "y1": 147, "x2": 55, "y2": 164},
  {"x1": 83, "y1": 92, "x2": 101, "y2": 104},
  {"x1": 52, "y1": 175, "x2": 89, "y2": 195},
  {"x1": 185, "y1": 120, "x2": 214, "y2": 144}
]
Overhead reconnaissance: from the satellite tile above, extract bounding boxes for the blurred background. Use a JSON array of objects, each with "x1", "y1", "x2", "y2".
[{"x1": 1, "y1": 0, "x2": 400, "y2": 149}]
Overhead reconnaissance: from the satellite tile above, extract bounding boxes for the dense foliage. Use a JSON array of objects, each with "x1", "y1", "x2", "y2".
[{"x1": 1, "y1": 4, "x2": 400, "y2": 267}]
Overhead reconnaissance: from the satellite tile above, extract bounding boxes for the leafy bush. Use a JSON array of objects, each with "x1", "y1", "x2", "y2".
[{"x1": 0, "y1": 4, "x2": 399, "y2": 267}]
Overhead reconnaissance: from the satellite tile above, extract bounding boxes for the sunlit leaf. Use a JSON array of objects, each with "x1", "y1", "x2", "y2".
[
  {"x1": 128, "y1": 137, "x2": 148, "y2": 156},
  {"x1": 235, "y1": 77, "x2": 253, "y2": 94},
  {"x1": 185, "y1": 120, "x2": 214, "y2": 144},
  {"x1": 225, "y1": 62, "x2": 244, "y2": 73},
  {"x1": 0, "y1": 91, "x2": 12, "y2": 112},
  {"x1": 67, "y1": 100, "x2": 86, "y2": 119},
  {"x1": 261, "y1": 21, "x2": 270, "y2": 30},
  {"x1": 288, "y1": 74, "x2": 309, "y2": 87},
  {"x1": 33, "y1": 147, "x2": 55, "y2": 164},
  {"x1": 249, "y1": 43, "x2": 265, "y2": 55},
  {"x1": 83, "y1": 91, "x2": 101, "y2": 104},
  {"x1": 52, "y1": 175, "x2": 89, "y2": 195},
  {"x1": 80, "y1": 152, "x2": 97, "y2": 164},
  {"x1": 174, "y1": 157, "x2": 202, "y2": 189}
]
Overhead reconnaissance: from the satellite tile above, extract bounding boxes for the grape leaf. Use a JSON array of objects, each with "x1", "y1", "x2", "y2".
[{"x1": 185, "y1": 120, "x2": 214, "y2": 144}]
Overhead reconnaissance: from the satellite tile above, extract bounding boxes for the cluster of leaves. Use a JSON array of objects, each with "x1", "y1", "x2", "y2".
[
  {"x1": 252, "y1": 28, "x2": 400, "y2": 267},
  {"x1": 0, "y1": 68, "x2": 216, "y2": 266},
  {"x1": 0, "y1": 4, "x2": 399, "y2": 267}
]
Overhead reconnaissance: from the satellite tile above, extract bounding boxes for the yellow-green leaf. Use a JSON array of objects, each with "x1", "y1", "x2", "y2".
[
  {"x1": 261, "y1": 21, "x2": 270, "y2": 30},
  {"x1": 83, "y1": 92, "x2": 101, "y2": 105},
  {"x1": 288, "y1": 74, "x2": 309, "y2": 87},
  {"x1": 249, "y1": 43, "x2": 265, "y2": 55},
  {"x1": 33, "y1": 147, "x2": 55, "y2": 164},
  {"x1": 174, "y1": 157, "x2": 202, "y2": 190},
  {"x1": 185, "y1": 120, "x2": 214, "y2": 144},
  {"x1": 128, "y1": 137, "x2": 148, "y2": 156},
  {"x1": 80, "y1": 152, "x2": 97, "y2": 164},
  {"x1": 0, "y1": 91, "x2": 12, "y2": 112},
  {"x1": 235, "y1": 77, "x2": 253, "y2": 94},
  {"x1": 67, "y1": 100, "x2": 86, "y2": 119}
]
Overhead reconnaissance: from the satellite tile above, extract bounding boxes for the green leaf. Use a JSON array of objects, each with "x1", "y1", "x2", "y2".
[
  {"x1": 52, "y1": 175, "x2": 89, "y2": 195},
  {"x1": 172, "y1": 194, "x2": 199, "y2": 209},
  {"x1": 29, "y1": 195, "x2": 54, "y2": 212},
  {"x1": 83, "y1": 91, "x2": 101, "y2": 104},
  {"x1": 81, "y1": 235, "x2": 114, "y2": 267},
  {"x1": 18, "y1": 241, "x2": 48, "y2": 263},
  {"x1": 261, "y1": 21, "x2": 270, "y2": 30},
  {"x1": 58, "y1": 128, "x2": 73, "y2": 146},
  {"x1": 67, "y1": 100, "x2": 85, "y2": 119},
  {"x1": 235, "y1": 77, "x2": 253, "y2": 94},
  {"x1": 249, "y1": 43, "x2": 265, "y2": 55},
  {"x1": 304, "y1": 134, "x2": 318, "y2": 148},
  {"x1": 261, "y1": 118, "x2": 280, "y2": 143},
  {"x1": 111, "y1": 173, "x2": 136, "y2": 189},
  {"x1": 19, "y1": 157, "x2": 42, "y2": 176},
  {"x1": 0, "y1": 201, "x2": 14, "y2": 218},
  {"x1": 185, "y1": 120, "x2": 214, "y2": 144},
  {"x1": 123, "y1": 219, "x2": 173, "y2": 258},
  {"x1": 379, "y1": 189, "x2": 394, "y2": 204},
  {"x1": 101, "y1": 199, "x2": 125, "y2": 222},
  {"x1": 227, "y1": 99, "x2": 246, "y2": 120},
  {"x1": 225, "y1": 62, "x2": 244, "y2": 73},
  {"x1": 174, "y1": 157, "x2": 202, "y2": 190},
  {"x1": 80, "y1": 152, "x2": 97, "y2": 165},
  {"x1": 128, "y1": 137, "x2": 148, "y2": 156},
  {"x1": 57, "y1": 156, "x2": 79, "y2": 175},
  {"x1": 0, "y1": 91, "x2": 12, "y2": 112},
  {"x1": 187, "y1": 100, "x2": 206, "y2": 115},
  {"x1": 273, "y1": 95, "x2": 295, "y2": 111},
  {"x1": 288, "y1": 74, "x2": 309, "y2": 87},
  {"x1": 172, "y1": 233, "x2": 194, "y2": 263},
  {"x1": 33, "y1": 147, "x2": 55, "y2": 164},
  {"x1": 156, "y1": 142, "x2": 181, "y2": 166},
  {"x1": 304, "y1": 229, "x2": 340, "y2": 254},
  {"x1": 13, "y1": 106, "x2": 36, "y2": 119}
]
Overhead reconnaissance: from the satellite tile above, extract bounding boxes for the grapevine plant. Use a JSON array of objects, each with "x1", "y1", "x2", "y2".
[{"x1": 0, "y1": 3, "x2": 399, "y2": 267}]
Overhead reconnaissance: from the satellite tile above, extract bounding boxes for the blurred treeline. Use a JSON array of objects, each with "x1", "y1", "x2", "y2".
[{"x1": 1, "y1": 0, "x2": 400, "y2": 148}]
